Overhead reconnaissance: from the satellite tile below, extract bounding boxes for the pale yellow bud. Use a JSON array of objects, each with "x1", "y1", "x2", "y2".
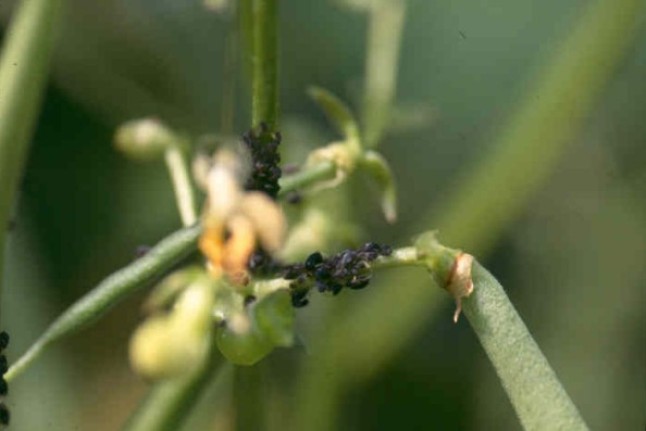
[
  {"x1": 114, "y1": 118, "x2": 177, "y2": 160},
  {"x1": 129, "y1": 282, "x2": 214, "y2": 380}
]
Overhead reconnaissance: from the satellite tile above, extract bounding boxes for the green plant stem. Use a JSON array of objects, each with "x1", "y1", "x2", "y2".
[
  {"x1": 277, "y1": 161, "x2": 336, "y2": 197},
  {"x1": 6, "y1": 225, "x2": 201, "y2": 382},
  {"x1": 463, "y1": 263, "x2": 588, "y2": 430},
  {"x1": 251, "y1": 0, "x2": 278, "y2": 130},
  {"x1": 122, "y1": 342, "x2": 223, "y2": 431},
  {"x1": 362, "y1": 0, "x2": 406, "y2": 147},
  {"x1": 164, "y1": 146, "x2": 197, "y2": 227},
  {"x1": 0, "y1": 0, "x2": 65, "y2": 322}
]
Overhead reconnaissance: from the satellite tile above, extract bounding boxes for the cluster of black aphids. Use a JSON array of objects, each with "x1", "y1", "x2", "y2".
[
  {"x1": 242, "y1": 123, "x2": 282, "y2": 200},
  {"x1": 0, "y1": 331, "x2": 9, "y2": 427},
  {"x1": 283, "y1": 243, "x2": 393, "y2": 307}
]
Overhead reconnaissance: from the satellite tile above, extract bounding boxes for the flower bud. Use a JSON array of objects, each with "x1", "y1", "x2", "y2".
[
  {"x1": 130, "y1": 280, "x2": 215, "y2": 379},
  {"x1": 114, "y1": 118, "x2": 178, "y2": 160}
]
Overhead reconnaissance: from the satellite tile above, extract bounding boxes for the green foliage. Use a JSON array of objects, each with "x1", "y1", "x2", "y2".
[
  {"x1": 0, "y1": 0, "x2": 644, "y2": 430},
  {"x1": 0, "y1": 0, "x2": 65, "y2": 321}
]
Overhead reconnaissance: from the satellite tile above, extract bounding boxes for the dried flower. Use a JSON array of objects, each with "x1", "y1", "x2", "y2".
[{"x1": 198, "y1": 150, "x2": 287, "y2": 284}]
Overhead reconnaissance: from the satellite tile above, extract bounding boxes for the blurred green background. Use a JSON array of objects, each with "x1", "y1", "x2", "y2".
[{"x1": 1, "y1": 0, "x2": 645, "y2": 429}]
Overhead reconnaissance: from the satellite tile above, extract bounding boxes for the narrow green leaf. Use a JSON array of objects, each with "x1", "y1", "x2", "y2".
[
  {"x1": 0, "y1": 0, "x2": 65, "y2": 322},
  {"x1": 6, "y1": 225, "x2": 201, "y2": 382},
  {"x1": 307, "y1": 86, "x2": 360, "y2": 142},
  {"x1": 359, "y1": 150, "x2": 397, "y2": 223}
]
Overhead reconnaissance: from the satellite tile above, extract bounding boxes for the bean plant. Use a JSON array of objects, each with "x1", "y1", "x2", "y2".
[{"x1": 0, "y1": 0, "x2": 642, "y2": 429}]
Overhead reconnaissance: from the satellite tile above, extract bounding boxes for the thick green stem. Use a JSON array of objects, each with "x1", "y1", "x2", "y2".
[
  {"x1": 122, "y1": 343, "x2": 223, "y2": 431},
  {"x1": 463, "y1": 263, "x2": 588, "y2": 430},
  {"x1": 0, "y1": 0, "x2": 65, "y2": 321},
  {"x1": 6, "y1": 225, "x2": 201, "y2": 382},
  {"x1": 251, "y1": 0, "x2": 278, "y2": 131},
  {"x1": 164, "y1": 146, "x2": 197, "y2": 227},
  {"x1": 427, "y1": 0, "x2": 645, "y2": 253}
]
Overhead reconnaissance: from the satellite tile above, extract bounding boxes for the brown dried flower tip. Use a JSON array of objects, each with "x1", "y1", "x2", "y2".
[
  {"x1": 446, "y1": 252, "x2": 474, "y2": 323},
  {"x1": 198, "y1": 150, "x2": 286, "y2": 284}
]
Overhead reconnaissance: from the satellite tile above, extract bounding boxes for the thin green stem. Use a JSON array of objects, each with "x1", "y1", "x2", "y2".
[
  {"x1": 122, "y1": 342, "x2": 223, "y2": 431},
  {"x1": 251, "y1": 0, "x2": 278, "y2": 130},
  {"x1": 277, "y1": 161, "x2": 336, "y2": 198},
  {"x1": 0, "y1": 0, "x2": 65, "y2": 322},
  {"x1": 362, "y1": 0, "x2": 406, "y2": 147},
  {"x1": 372, "y1": 246, "x2": 422, "y2": 268},
  {"x1": 6, "y1": 225, "x2": 201, "y2": 382},
  {"x1": 164, "y1": 146, "x2": 197, "y2": 227},
  {"x1": 462, "y1": 263, "x2": 588, "y2": 430}
]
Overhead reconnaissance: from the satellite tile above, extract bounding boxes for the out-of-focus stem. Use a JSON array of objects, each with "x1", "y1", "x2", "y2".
[
  {"x1": 362, "y1": 0, "x2": 406, "y2": 147},
  {"x1": 122, "y1": 343, "x2": 223, "y2": 431},
  {"x1": 0, "y1": 0, "x2": 65, "y2": 321},
  {"x1": 164, "y1": 146, "x2": 197, "y2": 227}
]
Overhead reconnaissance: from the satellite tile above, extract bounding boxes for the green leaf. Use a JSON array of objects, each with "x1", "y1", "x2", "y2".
[
  {"x1": 253, "y1": 289, "x2": 295, "y2": 347},
  {"x1": 307, "y1": 86, "x2": 360, "y2": 143},
  {"x1": 215, "y1": 323, "x2": 274, "y2": 366},
  {"x1": 359, "y1": 150, "x2": 397, "y2": 223}
]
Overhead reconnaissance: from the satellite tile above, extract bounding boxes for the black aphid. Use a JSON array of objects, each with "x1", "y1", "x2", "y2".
[
  {"x1": 283, "y1": 242, "x2": 392, "y2": 306},
  {"x1": 243, "y1": 123, "x2": 282, "y2": 199}
]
